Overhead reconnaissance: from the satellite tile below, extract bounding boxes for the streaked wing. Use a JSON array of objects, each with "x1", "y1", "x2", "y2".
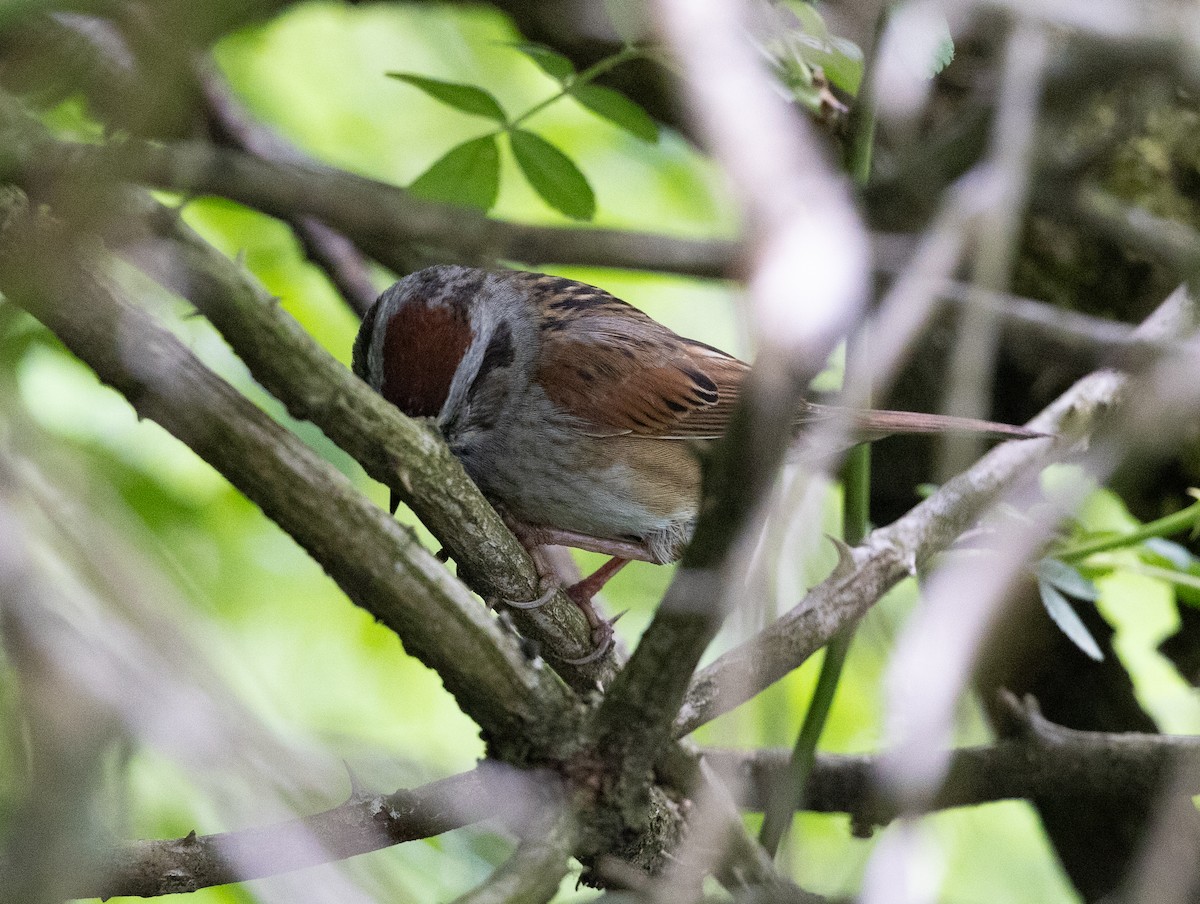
[
  {"x1": 521, "y1": 273, "x2": 749, "y2": 439},
  {"x1": 517, "y1": 273, "x2": 1042, "y2": 444}
]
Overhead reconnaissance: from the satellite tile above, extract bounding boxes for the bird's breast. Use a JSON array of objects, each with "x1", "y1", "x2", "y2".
[{"x1": 446, "y1": 395, "x2": 701, "y2": 563}]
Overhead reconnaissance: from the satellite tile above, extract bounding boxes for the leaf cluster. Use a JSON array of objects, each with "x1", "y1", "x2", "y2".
[{"x1": 391, "y1": 44, "x2": 658, "y2": 221}]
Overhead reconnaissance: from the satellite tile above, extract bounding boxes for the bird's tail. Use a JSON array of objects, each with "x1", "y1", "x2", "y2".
[{"x1": 804, "y1": 402, "x2": 1047, "y2": 444}]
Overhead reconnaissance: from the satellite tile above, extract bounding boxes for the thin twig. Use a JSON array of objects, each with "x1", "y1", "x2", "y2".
[
  {"x1": 24, "y1": 135, "x2": 739, "y2": 278},
  {"x1": 710, "y1": 691, "x2": 1200, "y2": 829},
  {"x1": 198, "y1": 65, "x2": 383, "y2": 317},
  {"x1": 91, "y1": 764, "x2": 552, "y2": 899}
]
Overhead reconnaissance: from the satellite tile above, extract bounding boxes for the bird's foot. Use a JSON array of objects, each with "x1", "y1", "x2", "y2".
[
  {"x1": 556, "y1": 560, "x2": 629, "y2": 664},
  {"x1": 490, "y1": 578, "x2": 617, "y2": 665},
  {"x1": 559, "y1": 603, "x2": 626, "y2": 665}
]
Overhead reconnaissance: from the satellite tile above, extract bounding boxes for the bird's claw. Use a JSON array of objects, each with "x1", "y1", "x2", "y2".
[
  {"x1": 559, "y1": 610, "x2": 625, "y2": 665},
  {"x1": 493, "y1": 571, "x2": 623, "y2": 665},
  {"x1": 499, "y1": 582, "x2": 558, "y2": 610}
]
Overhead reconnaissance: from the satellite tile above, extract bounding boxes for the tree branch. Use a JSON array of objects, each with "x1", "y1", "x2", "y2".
[
  {"x1": 586, "y1": 0, "x2": 867, "y2": 806},
  {"x1": 708, "y1": 691, "x2": 1200, "y2": 830},
  {"x1": 674, "y1": 401, "x2": 1073, "y2": 737},
  {"x1": 124, "y1": 201, "x2": 619, "y2": 685},
  {"x1": 934, "y1": 278, "x2": 1188, "y2": 368},
  {"x1": 448, "y1": 815, "x2": 576, "y2": 904},
  {"x1": 85, "y1": 691, "x2": 1200, "y2": 899},
  {"x1": 40, "y1": 135, "x2": 738, "y2": 278},
  {"x1": 0, "y1": 192, "x2": 577, "y2": 756},
  {"x1": 197, "y1": 64, "x2": 382, "y2": 318},
  {"x1": 677, "y1": 280, "x2": 1200, "y2": 738},
  {"x1": 0, "y1": 92, "x2": 621, "y2": 683},
  {"x1": 92, "y1": 764, "x2": 553, "y2": 899}
]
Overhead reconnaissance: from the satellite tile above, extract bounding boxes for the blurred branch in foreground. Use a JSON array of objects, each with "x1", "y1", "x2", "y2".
[
  {"x1": 82, "y1": 693, "x2": 1200, "y2": 898},
  {"x1": 92, "y1": 764, "x2": 555, "y2": 899}
]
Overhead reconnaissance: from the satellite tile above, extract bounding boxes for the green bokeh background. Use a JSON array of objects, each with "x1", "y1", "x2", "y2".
[{"x1": 4, "y1": 4, "x2": 1196, "y2": 902}]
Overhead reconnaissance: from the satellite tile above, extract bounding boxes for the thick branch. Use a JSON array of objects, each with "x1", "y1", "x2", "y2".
[
  {"x1": 0, "y1": 98, "x2": 617, "y2": 684},
  {"x1": 88, "y1": 696, "x2": 1200, "y2": 899},
  {"x1": 0, "y1": 197, "x2": 576, "y2": 754}
]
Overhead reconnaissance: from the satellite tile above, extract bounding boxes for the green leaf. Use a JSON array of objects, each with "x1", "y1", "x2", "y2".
[
  {"x1": 930, "y1": 28, "x2": 955, "y2": 76},
  {"x1": 571, "y1": 83, "x2": 658, "y2": 143},
  {"x1": 1142, "y1": 537, "x2": 1198, "y2": 570},
  {"x1": 1140, "y1": 538, "x2": 1200, "y2": 608},
  {"x1": 1037, "y1": 580, "x2": 1104, "y2": 661},
  {"x1": 408, "y1": 135, "x2": 500, "y2": 210},
  {"x1": 813, "y1": 37, "x2": 865, "y2": 95},
  {"x1": 1035, "y1": 558, "x2": 1100, "y2": 602},
  {"x1": 782, "y1": 0, "x2": 829, "y2": 39},
  {"x1": 771, "y1": 0, "x2": 863, "y2": 95},
  {"x1": 508, "y1": 129, "x2": 595, "y2": 220},
  {"x1": 511, "y1": 42, "x2": 575, "y2": 81},
  {"x1": 387, "y1": 74, "x2": 507, "y2": 123}
]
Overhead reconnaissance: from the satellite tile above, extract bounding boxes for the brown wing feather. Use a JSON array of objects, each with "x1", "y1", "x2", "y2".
[
  {"x1": 523, "y1": 273, "x2": 749, "y2": 439},
  {"x1": 521, "y1": 272, "x2": 1040, "y2": 445}
]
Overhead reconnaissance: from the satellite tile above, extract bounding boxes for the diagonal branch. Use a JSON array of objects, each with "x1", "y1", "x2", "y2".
[
  {"x1": 121, "y1": 200, "x2": 617, "y2": 685},
  {"x1": 0, "y1": 193, "x2": 576, "y2": 755},
  {"x1": 0, "y1": 90, "x2": 617, "y2": 681},
  {"x1": 448, "y1": 815, "x2": 576, "y2": 904},
  {"x1": 676, "y1": 283, "x2": 1200, "y2": 738},
  {"x1": 675, "y1": 426, "x2": 1064, "y2": 736}
]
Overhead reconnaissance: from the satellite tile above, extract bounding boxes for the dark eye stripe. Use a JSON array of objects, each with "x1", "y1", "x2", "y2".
[{"x1": 465, "y1": 322, "x2": 515, "y2": 402}]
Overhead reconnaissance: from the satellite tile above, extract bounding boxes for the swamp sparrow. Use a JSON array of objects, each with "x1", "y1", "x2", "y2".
[{"x1": 354, "y1": 265, "x2": 1038, "y2": 641}]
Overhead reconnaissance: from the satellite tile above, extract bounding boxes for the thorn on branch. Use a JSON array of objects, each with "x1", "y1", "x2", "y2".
[
  {"x1": 342, "y1": 759, "x2": 371, "y2": 802},
  {"x1": 825, "y1": 535, "x2": 856, "y2": 579},
  {"x1": 994, "y1": 687, "x2": 1050, "y2": 740}
]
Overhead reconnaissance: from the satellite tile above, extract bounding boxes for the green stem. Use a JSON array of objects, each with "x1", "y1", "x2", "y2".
[
  {"x1": 843, "y1": 54, "x2": 880, "y2": 182},
  {"x1": 509, "y1": 45, "x2": 643, "y2": 130},
  {"x1": 1056, "y1": 497, "x2": 1200, "y2": 564},
  {"x1": 756, "y1": 621, "x2": 855, "y2": 856},
  {"x1": 758, "y1": 6, "x2": 891, "y2": 859}
]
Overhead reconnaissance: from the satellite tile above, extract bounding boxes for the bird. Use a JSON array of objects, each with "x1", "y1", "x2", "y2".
[{"x1": 353, "y1": 264, "x2": 1041, "y2": 651}]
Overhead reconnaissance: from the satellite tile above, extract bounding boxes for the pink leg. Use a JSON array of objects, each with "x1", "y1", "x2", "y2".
[
  {"x1": 497, "y1": 515, "x2": 636, "y2": 662},
  {"x1": 566, "y1": 556, "x2": 631, "y2": 626},
  {"x1": 516, "y1": 526, "x2": 658, "y2": 563}
]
